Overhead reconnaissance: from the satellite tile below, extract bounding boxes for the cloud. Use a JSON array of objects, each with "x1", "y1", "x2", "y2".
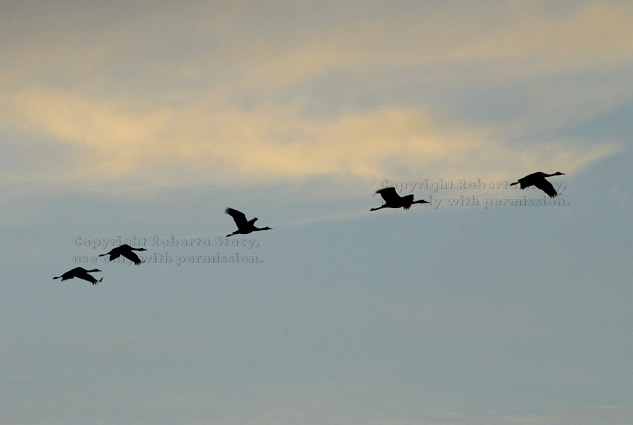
[
  {"x1": 180, "y1": 403, "x2": 633, "y2": 425},
  {"x1": 4, "y1": 85, "x2": 617, "y2": 195},
  {"x1": 0, "y1": 1, "x2": 629, "y2": 199},
  {"x1": 2, "y1": 79, "x2": 620, "y2": 203},
  {"x1": 471, "y1": 405, "x2": 633, "y2": 425},
  {"x1": 223, "y1": 1, "x2": 633, "y2": 92}
]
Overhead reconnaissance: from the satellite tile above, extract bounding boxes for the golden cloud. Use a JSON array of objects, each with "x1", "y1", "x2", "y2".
[
  {"x1": 0, "y1": 1, "x2": 627, "y2": 196},
  {"x1": 5, "y1": 86, "x2": 617, "y2": 194}
]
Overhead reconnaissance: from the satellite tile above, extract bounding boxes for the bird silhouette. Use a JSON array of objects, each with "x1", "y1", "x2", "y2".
[
  {"x1": 53, "y1": 267, "x2": 103, "y2": 285},
  {"x1": 225, "y1": 207, "x2": 272, "y2": 237},
  {"x1": 510, "y1": 171, "x2": 565, "y2": 198},
  {"x1": 370, "y1": 187, "x2": 430, "y2": 211},
  {"x1": 99, "y1": 244, "x2": 147, "y2": 265}
]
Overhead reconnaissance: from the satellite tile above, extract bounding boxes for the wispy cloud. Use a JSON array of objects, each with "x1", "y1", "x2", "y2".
[
  {"x1": 0, "y1": 1, "x2": 629, "y2": 197},
  {"x1": 183, "y1": 403, "x2": 633, "y2": 425},
  {"x1": 465, "y1": 405, "x2": 633, "y2": 425},
  {"x1": 5, "y1": 87, "x2": 616, "y2": 192}
]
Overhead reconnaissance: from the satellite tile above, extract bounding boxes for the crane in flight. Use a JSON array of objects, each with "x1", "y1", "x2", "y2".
[
  {"x1": 225, "y1": 207, "x2": 272, "y2": 237},
  {"x1": 370, "y1": 187, "x2": 429, "y2": 211},
  {"x1": 510, "y1": 171, "x2": 565, "y2": 198},
  {"x1": 99, "y1": 244, "x2": 147, "y2": 265},
  {"x1": 53, "y1": 267, "x2": 103, "y2": 285}
]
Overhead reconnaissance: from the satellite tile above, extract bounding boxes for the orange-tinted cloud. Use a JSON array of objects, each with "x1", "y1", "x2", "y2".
[
  {"x1": 5, "y1": 86, "x2": 617, "y2": 192},
  {"x1": 0, "y1": 1, "x2": 628, "y2": 196}
]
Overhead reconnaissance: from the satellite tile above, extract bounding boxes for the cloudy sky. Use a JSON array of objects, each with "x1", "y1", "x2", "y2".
[{"x1": 1, "y1": 1, "x2": 632, "y2": 424}]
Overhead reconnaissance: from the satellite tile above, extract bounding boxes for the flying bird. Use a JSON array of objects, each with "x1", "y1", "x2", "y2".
[
  {"x1": 225, "y1": 207, "x2": 272, "y2": 237},
  {"x1": 99, "y1": 244, "x2": 147, "y2": 265},
  {"x1": 53, "y1": 267, "x2": 103, "y2": 285},
  {"x1": 510, "y1": 171, "x2": 565, "y2": 198},
  {"x1": 370, "y1": 187, "x2": 430, "y2": 211}
]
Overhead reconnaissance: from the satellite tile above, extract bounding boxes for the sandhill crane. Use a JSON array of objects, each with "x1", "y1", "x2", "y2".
[
  {"x1": 53, "y1": 267, "x2": 102, "y2": 285},
  {"x1": 225, "y1": 207, "x2": 272, "y2": 237},
  {"x1": 510, "y1": 171, "x2": 565, "y2": 198},
  {"x1": 99, "y1": 244, "x2": 147, "y2": 265},
  {"x1": 370, "y1": 187, "x2": 430, "y2": 211}
]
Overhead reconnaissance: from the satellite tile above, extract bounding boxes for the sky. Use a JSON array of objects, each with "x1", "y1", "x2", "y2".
[{"x1": 1, "y1": 0, "x2": 632, "y2": 424}]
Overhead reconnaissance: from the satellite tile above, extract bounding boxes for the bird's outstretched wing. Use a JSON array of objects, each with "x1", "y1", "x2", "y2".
[
  {"x1": 122, "y1": 250, "x2": 143, "y2": 265},
  {"x1": 54, "y1": 267, "x2": 79, "y2": 280},
  {"x1": 75, "y1": 269, "x2": 95, "y2": 283},
  {"x1": 533, "y1": 178, "x2": 558, "y2": 198},
  {"x1": 225, "y1": 208, "x2": 249, "y2": 228},
  {"x1": 517, "y1": 172, "x2": 539, "y2": 189},
  {"x1": 375, "y1": 187, "x2": 401, "y2": 203}
]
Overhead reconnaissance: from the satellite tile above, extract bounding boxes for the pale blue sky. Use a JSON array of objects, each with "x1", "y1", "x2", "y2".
[{"x1": 1, "y1": 1, "x2": 632, "y2": 424}]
